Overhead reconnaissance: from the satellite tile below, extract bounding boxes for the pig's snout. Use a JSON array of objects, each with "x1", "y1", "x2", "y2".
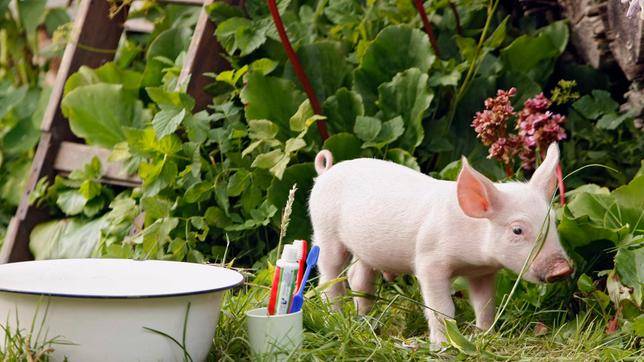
[{"x1": 543, "y1": 259, "x2": 573, "y2": 283}]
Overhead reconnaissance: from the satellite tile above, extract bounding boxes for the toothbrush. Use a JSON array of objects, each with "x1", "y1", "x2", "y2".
[
  {"x1": 267, "y1": 265, "x2": 281, "y2": 315},
  {"x1": 289, "y1": 245, "x2": 320, "y2": 313},
  {"x1": 293, "y1": 240, "x2": 307, "y2": 293}
]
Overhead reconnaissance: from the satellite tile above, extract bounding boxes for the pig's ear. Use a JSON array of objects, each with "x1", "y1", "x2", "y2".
[
  {"x1": 529, "y1": 142, "x2": 559, "y2": 198},
  {"x1": 457, "y1": 157, "x2": 500, "y2": 218}
]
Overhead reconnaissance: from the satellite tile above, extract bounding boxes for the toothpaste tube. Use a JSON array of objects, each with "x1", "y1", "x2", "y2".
[{"x1": 275, "y1": 244, "x2": 299, "y2": 315}]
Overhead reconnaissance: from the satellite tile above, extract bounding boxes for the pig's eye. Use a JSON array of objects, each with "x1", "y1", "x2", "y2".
[{"x1": 512, "y1": 227, "x2": 523, "y2": 235}]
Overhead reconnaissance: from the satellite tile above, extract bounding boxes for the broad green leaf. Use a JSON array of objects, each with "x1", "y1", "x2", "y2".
[
  {"x1": 363, "y1": 116, "x2": 405, "y2": 149},
  {"x1": 354, "y1": 25, "x2": 434, "y2": 111},
  {"x1": 438, "y1": 159, "x2": 462, "y2": 181},
  {"x1": 61, "y1": 84, "x2": 143, "y2": 147},
  {"x1": 215, "y1": 17, "x2": 266, "y2": 56},
  {"x1": 500, "y1": 20, "x2": 568, "y2": 82},
  {"x1": 285, "y1": 138, "x2": 306, "y2": 154},
  {"x1": 285, "y1": 41, "x2": 350, "y2": 101},
  {"x1": 596, "y1": 113, "x2": 630, "y2": 130},
  {"x1": 577, "y1": 273, "x2": 595, "y2": 293},
  {"x1": 0, "y1": 84, "x2": 27, "y2": 119},
  {"x1": 323, "y1": 88, "x2": 364, "y2": 134},
  {"x1": 17, "y1": 0, "x2": 46, "y2": 38},
  {"x1": 378, "y1": 68, "x2": 433, "y2": 150},
  {"x1": 30, "y1": 217, "x2": 107, "y2": 260},
  {"x1": 386, "y1": 149, "x2": 420, "y2": 171},
  {"x1": 153, "y1": 107, "x2": 186, "y2": 138},
  {"x1": 206, "y1": 1, "x2": 244, "y2": 23},
  {"x1": 248, "y1": 119, "x2": 279, "y2": 140},
  {"x1": 324, "y1": 0, "x2": 363, "y2": 24},
  {"x1": 65, "y1": 63, "x2": 142, "y2": 95},
  {"x1": 252, "y1": 149, "x2": 285, "y2": 169},
  {"x1": 56, "y1": 190, "x2": 88, "y2": 216},
  {"x1": 184, "y1": 182, "x2": 212, "y2": 203},
  {"x1": 572, "y1": 90, "x2": 618, "y2": 120},
  {"x1": 250, "y1": 58, "x2": 278, "y2": 75},
  {"x1": 142, "y1": 27, "x2": 192, "y2": 86},
  {"x1": 354, "y1": 116, "x2": 381, "y2": 142},
  {"x1": 44, "y1": 7, "x2": 70, "y2": 34},
  {"x1": 205, "y1": 206, "x2": 232, "y2": 228},
  {"x1": 323, "y1": 133, "x2": 363, "y2": 162},
  {"x1": 227, "y1": 169, "x2": 252, "y2": 197},
  {"x1": 267, "y1": 163, "x2": 316, "y2": 240},
  {"x1": 615, "y1": 248, "x2": 643, "y2": 306},
  {"x1": 241, "y1": 72, "x2": 306, "y2": 136},
  {"x1": 289, "y1": 100, "x2": 314, "y2": 132},
  {"x1": 141, "y1": 196, "x2": 172, "y2": 221}
]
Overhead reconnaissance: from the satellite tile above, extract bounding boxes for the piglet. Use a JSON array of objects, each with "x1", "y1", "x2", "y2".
[{"x1": 309, "y1": 143, "x2": 573, "y2": 347}]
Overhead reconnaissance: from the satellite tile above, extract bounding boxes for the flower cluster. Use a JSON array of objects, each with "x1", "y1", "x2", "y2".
[
  {"x1": 471, "y1": 88, "x2": 522, "y2": 168},
  {"x1": 621, "y1": 0, "x2": 644, "y2": 19},
  {"x1": 472, "y1": 89, "x2": 567, "y2": 174}
]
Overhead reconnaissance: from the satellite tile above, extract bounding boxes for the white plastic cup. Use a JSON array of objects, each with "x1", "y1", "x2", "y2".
[{"x1": 246, "y1": 307, "x2": 303, "y2": 359}]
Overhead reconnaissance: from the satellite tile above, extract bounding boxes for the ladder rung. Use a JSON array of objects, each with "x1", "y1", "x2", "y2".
[{"x1": 54, "y1": 142, "x2": 141, "y2": 187}]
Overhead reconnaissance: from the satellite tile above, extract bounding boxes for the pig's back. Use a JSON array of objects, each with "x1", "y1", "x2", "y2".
[{"x1": 310, "y1": 158, "x2": 451, "y2": 273}]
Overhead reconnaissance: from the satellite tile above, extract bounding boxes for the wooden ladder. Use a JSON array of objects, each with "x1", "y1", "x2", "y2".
[{"x1": 0, "y1": 0, "x2": 232, "y2": 263}]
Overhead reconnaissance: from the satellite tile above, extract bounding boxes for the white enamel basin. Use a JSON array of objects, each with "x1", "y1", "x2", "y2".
[{"x1": 0, "y1": 258, "x2": 243, "y2": 361}]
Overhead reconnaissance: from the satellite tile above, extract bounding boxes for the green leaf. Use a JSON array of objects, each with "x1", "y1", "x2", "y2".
[
  {"x1": 267, "y1": 164, "x2": 316, "y2": 240},
  {"x1": 364, "y1": 116, "x2": 405, "y2": 149},
  {"x1": 56, "y1": 190, "x2": 88, "y2": 216},
  {"x1": 577, "y1": 273, "x2": 595, "y2": 293},
  {"x1": 250, "y1": 58, "x2": 278, "y2": 75},
  {"x1": 572, "y1": 90, "x2": 619, "y2": 120},
  {"x1": 152, "y1": 107, "x2": 186, "y2": 138},
  {"x1": 438, "y1": 159, "x2": 462, "y2": 181},
  {"x1": 354, "y1": 25, "x2": 434, "y2": 111},
  {"x1": 285, "y1": 138, "x2": 306, "y2": 154},
  {"x1": 500, "y1": 20, "x2": 568, "y2": 82},
  {"x1": 285, "y1": 41, "x2": 350, "y2": 101},
  {"x1": 444, "y1": 318, "x2": 477, "y2": 355},
  {"x1": 248, "y1": 119, "x2": 279, "y2": 140},
  {"x1": 378, "y1": 68, "x2": 433, "y2": 150},
  {"x1": 227, "y1": 170, "x2": 251, "y2": 197},
  {"x1": 30, "y1": 217, "x2": 107, "y2": 260},
  {"x1": 142, "y1": 28, "x2": 192, "y2": 86},
  {"x1": 289, "y1": 100, "x2": 314, "y2": 132},
  {"x1": 596, "y1": 113, "x2": 630, "y2": 130},
  {"x1": 184, "y1": 182, "x2": 212, "y2": 203},
  {"x1": 354, "y1": 116, "x2": 381, "y2": 142},
  {"x1": 205, "y1": 206, "x2": 232, "y2": 228},
  {"x1": 17, "y1": 0, "x2": 46, "y2": 38},
  {"x1": 323, "y1": 88, "x2": 364, "y2": 134},
  {"x1": 386, "y1": 149, "x2": 420, "y2": 171},
  {"x1": 323, "y1": 133, "x2": 363, "y2": 162},
  {"x1": 61, "y1": 84, "x2": 143, "y2": 147},
  {"x1": 215, "y1": 17, "x2": 266, "y2": 56},
  {"x1": 485, "y1": 16, "x2": 509, "y2": 48},
  {"x1": 615, "y1": 247, "x2": 643, "y2": 305},
  {"x1": 252, "y1": 149, "x2": 285, "y2": 169},
  {"x1": 44, "y1": 7, "x2": 71, "y2": 34},
  {"x1": 241, "y1": 72, "x2": 306, "y2": 135}
]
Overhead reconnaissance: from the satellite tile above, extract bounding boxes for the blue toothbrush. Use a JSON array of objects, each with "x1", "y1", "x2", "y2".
[{"x1": 289, "y1": 245, "x2": 320, "y2": 313}]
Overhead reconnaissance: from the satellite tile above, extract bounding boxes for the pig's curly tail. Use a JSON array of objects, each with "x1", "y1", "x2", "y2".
[{"x1": 314, "y1": 150, "x2": 333, "y2": 175}]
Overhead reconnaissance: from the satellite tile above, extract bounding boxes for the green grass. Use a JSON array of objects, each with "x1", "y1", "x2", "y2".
[
  {"x1": 2, "y1": 271, "x2": 640, "y2": 361},
  {"x1": 210, "y1": 272, "x2": 642, "y2": 361}
]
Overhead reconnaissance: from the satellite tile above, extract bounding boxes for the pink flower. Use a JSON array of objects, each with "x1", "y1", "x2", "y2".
[
  {"x1": 516, "y1": 95, "x2": 567, "y2": 170},
  {"x1": 472, "y1": 88, "x2": 568, "y2": 173}
]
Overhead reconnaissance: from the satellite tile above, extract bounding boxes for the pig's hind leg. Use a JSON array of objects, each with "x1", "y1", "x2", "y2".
[
  {"x1": 348, "y1": 259, "x2": 377, "y2": 314},
  {"x1": 315, "y1": 233, "x2": 351, "y2": 309}
]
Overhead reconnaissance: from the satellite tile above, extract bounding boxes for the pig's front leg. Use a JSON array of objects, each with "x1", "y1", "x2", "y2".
[
  {"x1": 467, "y1": 273, "x2": 496, "y2": 330},
  {"x1": 416, "y1": 263, "x2": 454, "y2": 349}
]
